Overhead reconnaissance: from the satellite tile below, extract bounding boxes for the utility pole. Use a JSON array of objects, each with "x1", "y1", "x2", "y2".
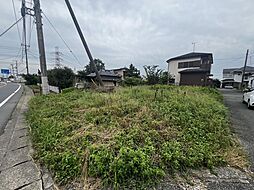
[
  {"x1": 21, "y1": 0, "x2": 29, "y2": 74},
  {"x1": 33, "y1": 0, "x2": 49, "y2": 94},
  {"x1": 15, "y1": 61, "x2": 18, "y2": 78},
  {"x1": 10, "y1": 64, "x2": 14, "y2": 76},
  {"x1": 65, "y1": 0, "x2": 104, "y2": 86},
  {"x1": 241, "y1": 49, "x2": 249, "y2": 90}
]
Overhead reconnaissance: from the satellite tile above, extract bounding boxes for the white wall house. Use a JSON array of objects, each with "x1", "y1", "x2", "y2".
[
  {"x1": 248, "y1": 75, "x2": 254, "y2": 88},
  {"x1": 166, "y1": 52, "x2": 213, "y2": 86},
  {"x1": 112, "y1": 68, "x2": 127, "y2": 80},
  {"x1": 222, "y1": 66, "x2": 254, "y2": 88},
  {"x1": 168, "y1": 57, "x2": 202, "y2": 85}
]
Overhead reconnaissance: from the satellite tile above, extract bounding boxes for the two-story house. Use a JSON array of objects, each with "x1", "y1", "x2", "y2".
[
  {"x1": 222, "y1": 66, "x2": 254, "y2": 88},
  {"x1": 166, "y1": 52, "x2": 213, "y2": 86}
]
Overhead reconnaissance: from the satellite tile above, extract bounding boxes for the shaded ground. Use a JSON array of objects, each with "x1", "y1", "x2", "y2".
[{"x1": 220, "y1": 89, "x2": 254, "y2": 171}]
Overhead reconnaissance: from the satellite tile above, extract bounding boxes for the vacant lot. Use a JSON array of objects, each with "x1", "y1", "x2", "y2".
[{"x1": 27, "y1": 86, "x2": 245, "y2": 188}]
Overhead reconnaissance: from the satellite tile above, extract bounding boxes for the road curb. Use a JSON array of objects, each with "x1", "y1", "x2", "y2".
[{"x1": 0, "y1": 85, "x2": 55, "y2": 190}]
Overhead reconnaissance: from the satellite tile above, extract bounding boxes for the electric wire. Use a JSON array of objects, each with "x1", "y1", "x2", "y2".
[
  {"x1": 11, "y1": 0, "x2": 22, "y2": 42},
  {"x1": 42, "y1": 12, "x2": 83, "y2": 67},
  {"x1": 0, "y1": 17, "x2": 23, "y2": 38},
  {"x1": 28, "y1": 20, "x2": 35, "y2": 48}
]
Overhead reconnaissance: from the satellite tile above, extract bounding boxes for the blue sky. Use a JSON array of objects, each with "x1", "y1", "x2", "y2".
[{"x1": 1, "y1": 0, "x2": 254, "y2": 79}]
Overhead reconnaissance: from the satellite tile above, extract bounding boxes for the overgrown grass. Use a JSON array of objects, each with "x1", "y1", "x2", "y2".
[{"x1": 27, "y1": 85, "x2": 242, "y2": 188}]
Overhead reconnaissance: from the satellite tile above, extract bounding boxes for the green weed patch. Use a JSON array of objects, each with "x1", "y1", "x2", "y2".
[{"x1": 27, "y1": 85, "x2": 239, "y2": 188}]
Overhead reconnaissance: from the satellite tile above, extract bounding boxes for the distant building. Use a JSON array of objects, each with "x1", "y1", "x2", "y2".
[
  {"x1": 222, "y1": 66, "x2": 254, "y2": 88},
  {"x1": 248, "y1": 75, "x2": 254, "y2": 89},
  {"x1": 111, "y1": 68, "x2": 128, "y2": 80},
  {"x1": 166, "y1": 52, "x2": 213, "y2": 86},
  {"x1": 86, "y1": 70, "x2": 122, "y2": 87}
]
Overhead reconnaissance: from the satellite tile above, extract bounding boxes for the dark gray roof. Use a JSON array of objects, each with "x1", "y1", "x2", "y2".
[
  {"x1": 111, "y1": 67, "x2": 128, "y2": 71},
  {"x1": 223, "y1": 66, "x2": 254, "y2": 74},
  {"x1": 179, "y1": 68, "x2": 210, "y2": 73},
  {"x1": 167, "y1": 52, "x2": 213, "y2": 62},
  {"x1": 221, "y1": 79, "x2": 235, "y2": 82}
]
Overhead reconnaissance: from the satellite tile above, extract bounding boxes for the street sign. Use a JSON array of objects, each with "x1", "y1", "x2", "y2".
[{"x1": 1, "y1": 69, "x2": 10, "y2": 75}]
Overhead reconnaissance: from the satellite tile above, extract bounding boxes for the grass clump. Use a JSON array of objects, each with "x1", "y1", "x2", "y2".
[{"x1": 27, "y1": 85, "x2": 239, "y2": 188}]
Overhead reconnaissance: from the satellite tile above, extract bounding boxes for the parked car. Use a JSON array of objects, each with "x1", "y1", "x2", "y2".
[{"x1": 242, "y1": 88, "x2": 254, "y2": 109}]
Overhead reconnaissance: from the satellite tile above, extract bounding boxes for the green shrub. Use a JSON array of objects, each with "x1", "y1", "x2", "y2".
[
  {"x1": 27, "y1": 85, "x2": 236, "y2": 188},
  {"x1": 61, "y1": 87, "x2": 77, "y2": 93},
  {"x1": 122, "y1": 77, "x2": 144, "y2": 86}
]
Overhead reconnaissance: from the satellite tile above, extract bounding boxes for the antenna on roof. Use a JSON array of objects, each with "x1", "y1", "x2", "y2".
[{"x1": 192, "y1": 42, "x2": 197, "y2": 52}]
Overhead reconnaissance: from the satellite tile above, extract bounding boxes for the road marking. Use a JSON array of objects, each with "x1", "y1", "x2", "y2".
[{"x1": 0, "y1": 84, "x2": 21, "y2": 108}]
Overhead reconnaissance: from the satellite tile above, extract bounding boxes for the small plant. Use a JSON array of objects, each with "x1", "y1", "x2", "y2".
[{"x1": 27, "y1": 86, "x2": 240, "y2": 188}]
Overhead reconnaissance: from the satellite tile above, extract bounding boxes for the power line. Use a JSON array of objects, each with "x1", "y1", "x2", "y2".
[
  {"x1": 11, "y1": 0, "x2": 22, "y2": 42},
  {"x1": 28, "y1": 20, "x2": 35, "y2": 48},
  {"x1": 42, "y1": 12, "x2": 83, "y2": 67},
  {"x1": 0, "y1": 46, "x2": 22, "y2": 58},
  {"x1": 0, "y1": 55, "x2": 20, "y2": 61},
  {"x1": 0, "y1": 17, "x2": 23, "y2": 38},
  {"x1": 214, "y1": 57, "x2": 244, "y2": 61},
  {"x1": 214, "y1": 53, "x2": 254, "y2": 62}
]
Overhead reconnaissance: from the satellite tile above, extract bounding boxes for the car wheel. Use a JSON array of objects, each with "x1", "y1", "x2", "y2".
[
  {"x1": 248, "y1": 100, "x2": 253, "y2": 109},
  {"x1": 242, "y1": 96, "x2": 246, "y2": 104}
]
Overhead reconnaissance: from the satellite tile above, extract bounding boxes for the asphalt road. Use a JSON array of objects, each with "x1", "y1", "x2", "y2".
[
  {"x1": 0, "y1": 82, "x2": 23, "y2": 135},
  {"x1": 220, "y1": 89, "x2": 254, "y2": 171}
]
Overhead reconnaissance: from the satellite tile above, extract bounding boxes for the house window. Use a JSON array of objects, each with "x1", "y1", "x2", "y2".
[
  {"x1": 178, "y1": 62, "x2": 185, "y2": 68},
  {"x1": 178, "y1": 60, "x2": 201, "y2": 69}
]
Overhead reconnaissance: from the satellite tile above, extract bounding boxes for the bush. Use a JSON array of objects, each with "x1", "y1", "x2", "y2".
[
  {"x1": 61, "y1": 87, "x2": 77, "y2": 94},
  {"x1": 22, "y1": 74, "x2": 40, "y2": 85},
  {"x1": 47, "y1": 67, "x2": 75, "y2": 90},
  {"x1": 122, "y1": 77, "x2": 144, "y2": 86},
  {"x1": 27, "y1": 85, "x2": 238, "y2": 188}
]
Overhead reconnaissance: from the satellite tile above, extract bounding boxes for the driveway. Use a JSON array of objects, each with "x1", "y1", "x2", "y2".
[{"x1": 220, "y1": 89, "x2": 254, "y2": 171}]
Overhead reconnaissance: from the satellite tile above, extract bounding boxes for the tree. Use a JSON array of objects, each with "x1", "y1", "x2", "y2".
[
  {"x1": 122, "y1": 77, "x2": 144, "y2": 86},
  {"x1": 125, "y1": 64, "x2": 141, "y2": 78},
  {"x1": 143, "y1": 65, "x2": 162, "y2": 85},
  {"x1": 77, "y1": 59, "x2": 105, "y2": 80},
  {"x1": 22, "y1": 74, "x2": 41, "y2": 85},
  {"x1": 212, "y1": 79, "x2": 221, "y2": 88},
  {"x1": 85, "y1": 59, "x2": 105, "y2": 74},
  {"x1": 76, "y1": 70, "x2": 87, "y2": 81},
  {"x1": 47, "y1": 67, "x2": 75, "y2": 90},
  {"x1": 159, "y1": 71, "x2": 169, "y2": 85}
]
